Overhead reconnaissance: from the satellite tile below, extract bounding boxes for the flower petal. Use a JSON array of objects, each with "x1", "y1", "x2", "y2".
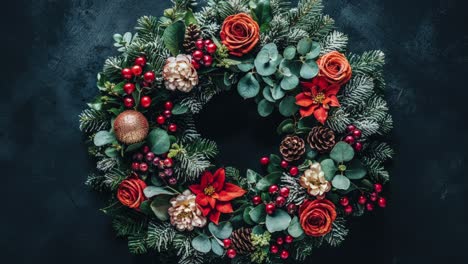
[
  {"x1": 217, "y1": 183, "x2": 246, "y2": 201},
  {"x1": 216, "y1": 201, "x2": 234, "y2": 213},
  {"x1": 313, "y1": 107, "x2": 328, "y2": 124},
  {"x1": 189, "y1": 184, "x2": 203, "y2": 195},
  {"x1": 295, "y1": 93, "x2": 314, "y2": 107},
  {"x1": 213, "y1": 168, "x2": 226, "y2": 192},
  {"x1": 299, "y1": 105, "x2": 318, "y2": 118},
  {"x1": 201, "y1": 171, "x2": 213, "y2": 187},
  {"x1": 325, "y1": 84, "x2": 341, "y2": 95},
  {"x1": 196, "y1": 193, "x2": 209, "y2": 206},
  {"x1": 209, "y1": 210, "x2": 221, "y2": 225},
  {"x1": 328, "y1": 95, "x2": 340, "y2": 107}
]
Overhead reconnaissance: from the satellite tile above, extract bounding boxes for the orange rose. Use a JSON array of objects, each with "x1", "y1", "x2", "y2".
[
  {"x1": 117, "y1": 177, "x2": 147, "y2": 209},
  {"x1": 317, "y1": 51, "x2": 352, "y2": 86},
  {"x1": 299, "y1": 199, "x2": 337, "y2": 237},
  {"x1": 220, "y1": 13, "x2": 260, "y2": 57}
]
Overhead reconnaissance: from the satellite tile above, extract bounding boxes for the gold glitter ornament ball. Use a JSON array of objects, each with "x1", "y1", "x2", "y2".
[{"x1": 113, "y1": 110, "x2": 149, "y2": 144}]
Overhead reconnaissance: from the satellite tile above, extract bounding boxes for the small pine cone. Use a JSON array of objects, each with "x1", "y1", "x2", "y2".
[
  {"x1": 307, "y1": 126, "x2": 336, "y2": 153},
  {"x1": 231, "y1": 227, "x2": 254, "y2": 254},
  {"x1": 183, "y1": 24, "x2": 201, "y2": 53},
  {"x1": 280, "y1": 135, "x2": 305, "y2": 162}
]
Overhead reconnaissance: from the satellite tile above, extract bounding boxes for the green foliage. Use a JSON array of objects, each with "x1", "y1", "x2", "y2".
[
  {"x1": 148, "y1": 128, "x2": 171, "y2": 154},
  {"x1": 163, "y1": 21, "x2": 185, "y2": 55},
  {"x1": 324, "y1": 217, "x2": 349, "y2": 247},
  {"x1": 146, "y1": 222, "x2": 176, "y2": 251},
  {"x1": 85, "y1": 168, "x2": 126, "y2": 192},
  {"x1": 320, "y1": 30, "x2": 348, "y2": 55},
  {"x1": 192, "y1": 234, "x2": 211, "y2": 253},
  {"x1": 79, "y1": 109, "x2": 110, "y2": 133},
  {"x1": 208, "y1": 221, "x2": 233, "y2": 239}
]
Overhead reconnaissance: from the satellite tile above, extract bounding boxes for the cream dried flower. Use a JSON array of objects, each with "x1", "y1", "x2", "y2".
[
  {"x1": 168, "y1": 190, "x2": 207, "y2": 231},
  {"x1": 299, "y1": 162, "x2": 331, "y2": 199},
  {"x1": 162, "y1": 54, "x2": 198, "y2": 92}
]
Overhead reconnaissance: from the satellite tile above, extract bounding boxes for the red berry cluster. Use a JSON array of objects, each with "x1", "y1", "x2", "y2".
[
  {"x1": 131, "y1": 145, "x2": 177, "y2": 185},
  {"x1": 340, "y1": 183, "x2": 387, "y2": 214},
  {"x1": 260, "y1": 156, "x2": 298, "y2": 177},
  {"x1": 344, "y1": 124, "x2": 363, "y2": 152},
  {"x1": 221, "y1": 239, "x2": 237, "y2": 258},
  {"x1": 121, "y1": 56, "x2": 156, "y2": 109},
  {"x1": 270, "y1": 235, "x2": 293, "y2": 259},
  {"x1": 191, "y1": 39, "x2": 217, "y2": 69},
  {"x1": 155, "y1": 101, "x2": 178, "y2": 133}
]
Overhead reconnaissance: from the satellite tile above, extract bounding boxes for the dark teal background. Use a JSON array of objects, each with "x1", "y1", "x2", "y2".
[{"x1": 2, "y1": 0, "x2": 468, "y2": 263}]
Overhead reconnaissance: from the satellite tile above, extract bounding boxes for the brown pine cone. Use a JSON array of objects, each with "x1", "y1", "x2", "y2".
[
  {"x1": 307, "y1": 126, "x2": 336, "y2": 153},
  {"x1": 183, "y1": 24, "x2": 201, "y2": 53},
  {"x1": 279, "y1": 135, "x2": 306, "y2": 162},
  {"x1": 230, "y1": 227, "x2": 254, "y2": 254}
]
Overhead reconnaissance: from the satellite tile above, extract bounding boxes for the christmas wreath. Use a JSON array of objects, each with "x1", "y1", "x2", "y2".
[{"x1": 80, "y1": 0, "x2": 393, "y2": 263}]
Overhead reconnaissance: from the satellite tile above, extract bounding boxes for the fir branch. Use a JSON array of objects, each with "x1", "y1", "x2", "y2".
[
  {"x1": 112, "y1": 215, "x2": 147, "y2": 237},
  {"x1": 378, "y1": 114, "x2": 393, "y2": 135},
  {"x1": 175, "y1": 152, "x2": 211, "y2": 182},
  {"x1": 173, "y1": 234, "x2": 195, "y2": 258},
  {"x1": 363, "y1": 142, "x2": 394, "y2": 162},
  {"x1": 309, "y1": 15, "x2": 335, "y2": 40},
  {"x1": 326, "y1": 108, "x2": 351, "y2": 133},
  {"x1": 173, "y1": 114, "x2": 201, "y2": 143},
  {"x1": 324, "y1": 217, "x2": 349, "y2": 247},
  {"x1": 349, "y1": 50, "x2": 386, "y2": 88},
  {"x1": 103, "y1": 57, "x2": 124, "y2": 81},
  {"x1": 185, "y1": 138, "x2": 219, "y2": 158},
  {"x1": 281, "y1": 173, "x2": 307, "y2": 205},
  {"x1": 271, "y1": 0, "x2": 292, "y2": 16},
  {"x1": 85, "y1": 168, "x2": 126, "y2": 192},
  {"x1": 320, "y1": 30, "x2": 348, "y2": 55},
  {"x1": 128, "y1": 233, "x2": 148, "y2": 254},
  {"x1": 362, "y1": 157, "x2": 390, "y2": 183},
  {"x1": 289, "y1": 0, "x2": 323, "y2": 30},
  {"x1": 146, "y1": 222, "x2": 176, "y2": 252},
  {"x1": 354, "y1": 119, "x2": 380, "y2": 138},
  {"x1": 216, "y1": 0, "x2": 250, "y2": 20},
  {"x1": 261, "y1": 15, "x2": 290, "y2": 46},
  {"x1": 340, "y1": 76, "x2": 374, "y2": 108},
  {"x1": 135, "y1": 15, "x2": 159, "y2": 41},
  {"x1": 96, "y1": 157, "x2": 118, "y2": 172},
  {"x1": 79, "y1": 109, "x2": 110, "y2": 133}
]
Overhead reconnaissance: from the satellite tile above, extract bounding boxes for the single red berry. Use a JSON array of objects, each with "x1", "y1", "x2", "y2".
[
  {"x1": 131, "y1": 162, "x2": 140, "y2": 171},
  {"x1": 131, "y1": 65, "x2": 143, "y2": 76},
  {"x1": 135, "y1": 153, "x2": 144, "y2": 161},
  {"x1": 287, "y1": 203, "x2": 297, "y2": 214},
  {"x1": 276, "y1": 237, "x2": 284, "y2": 245},
  {"x1": 370, "y1": 192, "x2": 378, "y2": 202},
  {"x1": 164, "y1": 101, "x2": 174, "y2": 110},
  {"x1": 280, "y1": 250, "x2": 289, "y2": 260},
  {"x1": 252, "y1": 195, "x2": 262, "y2": 205},
  {"x1": 204, "y1": 39, "x2": 213, "y2": 46},
  {"x1": 279, "y1": 187, "x2": 290, "y2": 198},
  {"x1": 156, "y1": 115, "x2": 166, "y2": 125},
  {"x1": 139, "y1": 162, "x2": 148, "y2": 172},
  {"x1": 123, "y1": 96, "x2": 135, "y2": 108},
  {"x1": 203, "y1": 55, "x2": 213, "y2": 67},
  {"x1": 163, "y1": 158, "x2": 173, "y2": 168},
  {"x1": 266, "y1": 203, "x2": 276, "y2": 215},
  {"x1": 140, "y1": 96, "x2": 152, "y2": 108},
  {"x1": 358, "y1": 195, "x2": 367, "y2": 205},
  {"x1": 192, "y1": 59, "x2": 201, "y2": 69},
  {"x1": 222, "y1": 238, "x2": 231, "y2": 249},
  {"x1": 352, "y1": 129, "x2": 362, "y2": 139},
  {"x1": 289, "y1": 166, "x2": 299, "y2": 176},
  {"x1": 280, "y1": 160, "x2": 289, "y2": 169},
  {"x1": 143, "y1": 71, "x2": 155, "y2": 83},
  {"x1": 121, "y1": 68, "x2": 133, "y2": 79},
  {"x1": 142, "y1": 146, "x2": 150, "y2": 154},
  {"x1": 344, "y1": 135, "x2": 355, "y2": 145},
  {"x1": 366, "y1": 202, "x2": 374, "y2": 211},
  {"x1": 378, "y1": 197, "x2": 387, "y2": 208},
  {"x1": 354, "y1": 142, "x2": 363, "y2": 152},
  {"x1": 285, "y1": 235, "x2": 293, "y2": 244},
  {"x1": 145, "y1": 152, "x2": 155, "y2": 161},
  {"x1": 374, "y1": 183, "x2": 383, "y2": 193},
  {"x1": 260, "y1": 156, "x2": 270, "y2": 165},
  {"x1": 195, "y1": 39, "x2": 204, "y2": 50},
  {"x1": 206, "y1": 43, "x2": 217, "y2": 54},
  {"x1": 344, "y1": 205, "x2": 353, "y2": 215},
  {"x1": 168, "y1": 177, "x2": 177, "y2": 185},
  {"x1": 192, "y1": 50, "x2": 204, "y2": 61},
  {"x1": 134, "y1": 56, "x2": 146, "y2": 67},
  {"x1": 269, "y1": 185, "x2": 279, "y2": 194},
  {"x1": 270, "y1": 244, "x2": 279, "y2": 254},
  {"x1": 163, "y1": 109, "x2": 172, "y2": 118},
  {"x1": 123, "y1": 83, "x2": 135, "y2": 94},
  {"x1": 346, "y1": 124, "x2": 356, "y2": 132},
  {"x1": 168, "y1": 123, "x2": 177, "y2": 133},
  {"x1": 227, "y1": 249, "x2": 237, "y2": 259},
  {"x1": 340, "y1": 196, "x2": 349, "y2": 207},
  {"x1": 275, "y1": 196, "x2": 286, "y2": 207},
  {"x1": 152, "y1": 157, "x2": 161, "y2": 166}
]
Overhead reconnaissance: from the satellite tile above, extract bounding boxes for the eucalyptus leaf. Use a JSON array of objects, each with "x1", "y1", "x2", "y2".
[
  {"x1": 208, "y1": 222, "x2": 233, "y2": 239},
  {"x1": 288, "y1": 216, "x2": 304, "y2": 238},
  {"x1": 93, "y1": 131, "x2": 115, "y2": 146},
  {"x1": 300, "y1": 60, "x2": 319, "y2": 79},
  {"x1": 283, "y1": 46, "x2": 296, "y2": 60},
  {"x1": 211, "y1": 238, "x2": 224, "y2": 256},
  {"x1": 330, "y1": 142, "x2": 355, "y2": 163},
  {"x1": 262, "y1": 87, "x2": 276, "y2": 102},
  {"x1": 105, "y1": 147, "x2": 119, "y2": 158},
  {"x1": 143, "y1": 186, "x2": 176, "y2": 198},
  {"x1": 279, "y1": 96, "x2": 299, "y2": 117},
  {"x1": 163, "y1": 21, "x2": 185, "y2": 55},
  {"x1": 243, "y1": 206, "x2": 255, "y2": 225},
  {"x1": 266, "y1": 209, "x2": 291, "y2": 233},
  {"x1": 125, "y1": 142, "x2": 145, "y2": 152},
  {"x1": 262, "y1": 76, "x2": 275, "y2": 87},
  {"x1": 306, "y1": 42, "x2": 321, "y2": 59},
  {"x1": 297, "y1": 38, "x2": 312, "y2": 55},
  {"x1": 150, "y1": 195, "x2": 171, "y2": 221},
  {"x1": 238, "y1": 63, "x2": 254, "y2": 72},
  {"x1": 256, "y1": 172, "x2": 282, "y2": 191},
  {"x1": 148, "y1": 128, "x2": 171, "y2": 155},
  {"x1": 249, "y1": 204, "x2": 266, "y2": 223},
  {"x1": 280, "y1": 75, "x2": 299, "y2": 90},
  {"x1": 192, "y1": 234, "x2": 211, "y2": 253},
  {"x1": 257, "y1": 99, "x2": 274, "y2": 117},
  {"x1": 276, "y1": 119, "x2": 294, "y2": 134},
  {"x1": 270, "y1": 85, "x2": 285, "y2": 100},
  {"x1": 171, "y1": 104, "x2": 188, "y2": 115},
  {"x1": 332, "y1": 175, "x2": 351, "y2": 190},
  {"x1": 320, "y1": 159, "x2": 337, "y2": 181},
  {"x1": 238, "y1": 73, "x2": 260, "y2": 98}
]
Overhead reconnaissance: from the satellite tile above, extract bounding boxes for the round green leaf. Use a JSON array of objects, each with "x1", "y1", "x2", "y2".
[
  {"x1": 105, "y1": 147, "x2": 119, "y2": 158},
  {"x1": 297, "y1": 38, "x2": 312, "y2": 55},
  {"x1": 280, "y1": 75, "x2": 299, "y2": 90},
  {"x1": 332, "y1": 175, "x2": 351, "y2": 190},
  {"x1": 283, "y1": 46, "x2": 296, "y2": 60},
  {"x1": 238, "y1": 73, "x2": 260, "y2": 98},
  {"x1": 270, "y1": 85, "x2": 285, "y2": 100},
  {"x1": 330, "y1": 142, "x2": 355, "y2": 163},
  {"x1": 93, "y1": 131, "x2": 115, "y2": 146},
  {"x1": 208, "y1": 222, "x2": 233, "y2": 239},
  {"x1": 171, "y1": 104, "x2": 188, "y2": 115},
  {"x1": 192, "y1": 234, "x2": 212, "y2": 253},
  {"x1": 143, "y1": 186, "x2": 176, "y2": 198},
  {"x1": 306, "y1": 42, "x2": 321, "y2": 59},
  {"x1": 287, "y1": 216, "x2": 304, "y2": 238},
  {"x1": 300, "y1": 60, "x2": 319, "y2": 79},
  {"x1": 238, "y1": 63, "x2": 254, "y2": 72},
  {"x1": 266, "y1": 209, "x2": 291, "y2": 233},
  {"x1": 276, "y1": 119, "x2": 294, "y2": 134},
  {"x1": 148, "y1": 128, "x2": 171, "y2": 155},
  {"x1": 346, "y1": 160, "x2": 367, "y2": 179},
  {"x1": 262, "y1": 87, "x2": 276, "y2": 102},
  {"x1": 257, "y1": 99, "x2": 274, "y2": 117},
  {"x1": 243, "y1": 206, "x2": 255, "y2": 225},
  {"x1": 320, "y1": 159, "x2": 337, "y2": 181},
  {"x1": 256, "y1": 172, "x2": 282, "y2": 191},
  {"x1": 279, "y1": 96, "x2": 299, "y2": 117},
  {"x1": 210, "y1": 238, "x2": 224, "y2": 256},
  {"x1": 255, "y1": 61, "x2": 278, "y2": 76},
  {"x1": 249, "y1": 204, "x2": 266, "y2": 223}
]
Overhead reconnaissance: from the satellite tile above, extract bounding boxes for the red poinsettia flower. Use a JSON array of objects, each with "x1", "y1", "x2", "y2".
[
  {"x1": 295, "y1": 76, "x2": 341, "y2": 124},
  {"x1": 189, "y1": 168, "x2": 246, "y2": 224}
]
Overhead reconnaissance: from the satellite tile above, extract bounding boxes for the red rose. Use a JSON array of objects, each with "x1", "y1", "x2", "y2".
[
  {"x1": 220, "y1": 13, "x2": 260, "y2": 57},
  {"x1": 299, "y1": 199, "x2": 337, "y2": 237},
  {"x1": 317, "y1": 51, "x2": 352, "y2": 86},
  {"x1": 117, "y1": 177, "x2": 147, "y2": 209}
]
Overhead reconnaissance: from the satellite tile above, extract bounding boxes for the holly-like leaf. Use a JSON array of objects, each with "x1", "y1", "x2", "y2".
[
  {"x1": 276, "y1": 119, "x2": 294, "y2": 134},
  {"x1": 171, "y1": 104, "x2": 188, "y2": 115},
  {"x1": 105, "y1": 147, "x2": 119, "y2": 158},
  {"x1": 332, "y1": 175, "x2": 351, "y2": 190},
  {"x1": 238, "y1": 73, "x2": 260, "y2": 98},
  {"x1": 320, "y1": 159, "x2": 337, "y2": 181},
  {"x1": 330, "y1": 142, "x2": 355, "y2": 163},
  {"x1": 266, "y1": 209, "x2": 291, "y2": 233},
  {"x1": 150, "y1": 195, "x2": 171, "y2": 221},
  {"x1": 255, "y1": 0, "x2": 272, "y2": 27},
  {"x1": 163, "y1": 21, "x2": 185, "y2": 56},
  {"x1": 208, "y1": 222, "x2": 233, "y2": 239},
  {"x1": 256, "y1": 172, "x2": 282, "y2": 191},
  {"x1": 143, "y1": 186, "x2": 176, "y2": 198},
  {"x1": 249, "y1": 204, "x2": 266, "y2": 223},
  {"x1": 148, "y1": 128, "x2": 171, "y2": 155},
  {"x1": 243, "y1": 206, "x2": 255, "y2": 225},
  {"x1": 94, "y1": 131, "x2": 115, "y2": 146},
  {"x1": 192, "y1": 234, "x2": 212, "y2": 253},
  {"x1": 246, "y1": 169, "x2": 262, "y2": 184},
  {"x1": 288, "y1": 216, "x2": 304, "y2": 238}
]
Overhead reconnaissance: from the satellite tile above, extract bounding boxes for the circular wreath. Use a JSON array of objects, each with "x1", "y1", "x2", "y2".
[{"x1": 80, "y1": 0, "x2": 393, "y2": 263}]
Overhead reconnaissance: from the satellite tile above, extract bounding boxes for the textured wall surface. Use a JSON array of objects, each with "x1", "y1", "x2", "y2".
[{"x1": 2, "y1": 0, "x2": 468, "y2": 263}]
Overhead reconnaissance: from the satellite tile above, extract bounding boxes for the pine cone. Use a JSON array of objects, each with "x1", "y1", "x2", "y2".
[
  {"x1": 162, "y1": 54, "x2": 199, "y2": 92},
  {"x1": 183, "y1": 24, "x2": 201, "y2": 53},
  {"x1": 279, "y1": 135, "x2": 305, "y2": 162},
  {"x1": 307, "y1": 126, "x2": 336, "y2": 153},
  {"x1": 231, "y1": 227, "x2": 254, "y2": 254}
]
